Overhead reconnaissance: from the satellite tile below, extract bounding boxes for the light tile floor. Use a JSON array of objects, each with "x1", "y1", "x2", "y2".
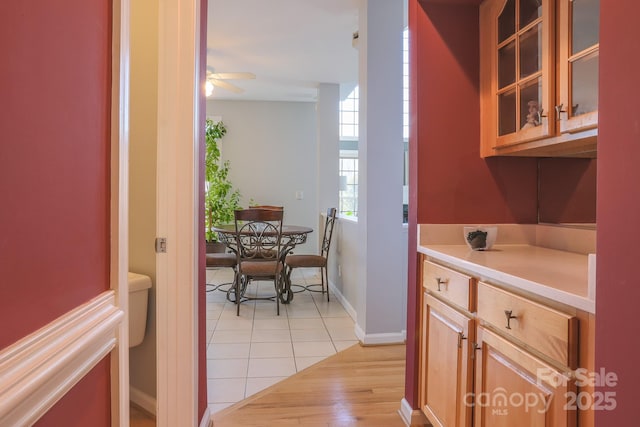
[{"x1": 206, "y1": 267, "x2": 358, "y2": 414}]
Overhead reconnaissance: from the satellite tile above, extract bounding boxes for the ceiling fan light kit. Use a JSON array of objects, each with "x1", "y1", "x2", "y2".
[{"x1": 206, "y1": 70, "x2": 256, "y2": 96}]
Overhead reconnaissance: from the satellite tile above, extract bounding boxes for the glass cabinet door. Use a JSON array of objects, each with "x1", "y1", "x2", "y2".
[
  {"x1": 558, "y1": 0, "x2": 599, "y2": 133},
  {"x1": 494, "y1": 0, "x2": 554, "y2": 147}
]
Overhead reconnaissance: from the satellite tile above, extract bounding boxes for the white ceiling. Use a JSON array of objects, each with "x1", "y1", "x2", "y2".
[{"x1": 206, "y1": 0, "x2": 360, "y2": 102}]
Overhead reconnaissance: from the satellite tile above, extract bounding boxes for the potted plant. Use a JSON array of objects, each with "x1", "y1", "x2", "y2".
[{"x1": 205, "y1": 118, "x2": 241, "y2": 252}]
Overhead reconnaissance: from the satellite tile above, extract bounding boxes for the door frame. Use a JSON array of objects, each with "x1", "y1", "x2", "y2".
[
  {"x1": 111, "y1": 0, "x2": 130, "y2": 425},
  {"x1": 154, "y1": 0, "x2": 201, "y2": 426},
  {"x1": 111, "y1": 0, "x2": 201, "y2": 425}
]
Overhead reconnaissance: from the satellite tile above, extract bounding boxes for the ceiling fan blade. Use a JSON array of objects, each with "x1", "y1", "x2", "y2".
[
  {"x1": 212, "y1": 79, "x2": 245, "y2": 94},
  {"x1": 210, "y1": 72, "x2": 255, "y2": 80}
]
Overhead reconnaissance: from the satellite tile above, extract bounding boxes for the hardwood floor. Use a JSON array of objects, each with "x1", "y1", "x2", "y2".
[
  {"x1": 212, "y1": 343, "x2": 406, "y2": 426},
  {"x1": 130, "y1": 403, "x2": 155, "y2": 427}
]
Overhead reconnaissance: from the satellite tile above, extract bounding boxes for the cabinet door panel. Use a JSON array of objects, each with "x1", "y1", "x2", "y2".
[
  {"x1": 558, "y1": 0, "x2": 599, "y2": 133},
  {"x1": 475, "y1": 327, "x2": 576, "y2": 427},
  {"x1": 421, "y1": 294, "x2": 473, "y2": 427}
]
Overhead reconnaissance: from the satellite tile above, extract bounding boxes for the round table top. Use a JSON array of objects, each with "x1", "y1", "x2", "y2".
[{"x1": 212, "y1": 224, "x2": 313, "y2": 235}]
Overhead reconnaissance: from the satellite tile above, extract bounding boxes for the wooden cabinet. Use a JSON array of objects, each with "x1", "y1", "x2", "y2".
[
  {"x1": 423, "y1": 260, "x2": 476, "y2": 312},
  {"x1": 474, "y1": 327, "x2": 576, "y2": 426},
  {"x1": 419, "y1": 256, "x2": 590, "y2": 427},
  {"x1": 420, "y1": 294, "x2": 474, "y2": 427},
  {"x1": 476, "y1": 282, "x2": 578, "y2": 368},
  {"x1": 480, "y1": 0, "x2": 599, "y2": 158},
  {"x1": 557, "y1": 0, "x2": 599, "y2": 134}
]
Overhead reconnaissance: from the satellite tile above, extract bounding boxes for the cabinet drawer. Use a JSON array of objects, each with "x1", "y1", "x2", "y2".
[
  {"x1": 423, "y1": 261, "x2": 475, "y2": 312},
  {"x1": 477, "y1": 282, "x2": 578, "y2": 368}
]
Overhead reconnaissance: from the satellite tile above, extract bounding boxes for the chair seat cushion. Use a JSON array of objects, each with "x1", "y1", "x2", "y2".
[
  {"x1": 206, "y1": 253, "x2": 237, "y2": 268},
  {"x1": 285, "y1": 254, "x2": 327, "y2": 268},
  {"x1": 240, "y1": 260, "x2": 282, "y2": 276}
]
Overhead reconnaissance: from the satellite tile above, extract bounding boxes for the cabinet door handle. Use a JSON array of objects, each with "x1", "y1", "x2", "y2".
[
  {"x1": 471, "y1": 342, "x2": 481, "y2": 359},
  {"x1": 555, "y1": 103, "x2": 567, "y2": 120},
  {"x1": 537, "y1": 108, "x2": 547, "y2": 122},
  {"x1": 504, "y1": 310, "x2": 517, "y2": 329},
  {"x1": 435, "y1": 277, "x2": 447, "y2": 291},
  {"x1": 458, "y1": 332, "x2": 467, "y2": 348}
]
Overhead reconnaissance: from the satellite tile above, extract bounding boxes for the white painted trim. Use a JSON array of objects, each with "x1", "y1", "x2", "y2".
[
  {"x1": 156, "y1": 0, "x2": 199, "y2": 425},
  {"x1": 328, "y1": 280, "x2": 357, "y2": 321},
  {"x1": 398, "y1": 398, "x2": 428, "y2": 427},
  {"x1": 130, "y1": 386, "x2": 157, "y2": 416},
  {"x1": 110, "y1": 0, "x2": 131, "y2": 425},
  {"x1": 199, "y1": 407, "x2": 212, "y2": 427},
  {"x1": 354, "y1": 324, "x2": 406, "y2": 345},
  {"x1": 0, "y1": 292, "x2": 123, "y2": 426}
]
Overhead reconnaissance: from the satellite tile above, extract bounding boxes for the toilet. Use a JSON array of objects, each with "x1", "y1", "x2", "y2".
[{"x1": 128, "y1": 272, "x2": 152, "y2": 348}]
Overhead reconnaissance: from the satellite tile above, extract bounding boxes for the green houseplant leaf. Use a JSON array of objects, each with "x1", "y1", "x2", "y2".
[{"x1": 205, "y1": 118, "x2": 241, "y2": 242}]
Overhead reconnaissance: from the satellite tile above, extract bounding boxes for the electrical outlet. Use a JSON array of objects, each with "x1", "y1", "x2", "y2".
[{"x1": 338, "y1": 264, "x2": 342, "y2": 277}]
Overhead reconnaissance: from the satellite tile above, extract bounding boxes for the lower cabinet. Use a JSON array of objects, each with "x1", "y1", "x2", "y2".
[
  {"x1": 474, "y1": 327, "x2": 576, "y2": 427},
  {"x1": 419, "y1": 257, "x2": 587, "y2": 427},
  {"x1": 420, "y1": 294, "x2": 473, "y2": 427}
]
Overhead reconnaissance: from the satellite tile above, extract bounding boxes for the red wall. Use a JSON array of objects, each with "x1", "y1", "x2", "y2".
[
  {"x1": 0, "y1": 0, "x2": 112, "y2": 425},
  {"x1": 406, "y1": 0, "x2": 538, "y2": 408},
  {"x1": 596, "y1": 0, "x2": 640, "y2": 423},
  {"x1": 538, "y1": 158, "x2": 596, "y2": 224}
]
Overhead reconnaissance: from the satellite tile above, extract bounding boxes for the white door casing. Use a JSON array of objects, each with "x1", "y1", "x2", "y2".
[{"x1": 155, "y1": 0, "x2": 201, "y2": 426}]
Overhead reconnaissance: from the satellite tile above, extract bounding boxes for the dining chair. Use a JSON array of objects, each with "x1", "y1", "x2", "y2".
[
  {"x1": 205, "y1": 251, "x2": 237, "y2": 294},
  {"x1": 250, "y1": 205, "x2": 284, "y2": 211},
  {"x1": 285, "y1": 207, "x2": 337, "y2": 302},
  {"x1": 233, "y1": 208, "x2": 285, "y2": 315}
]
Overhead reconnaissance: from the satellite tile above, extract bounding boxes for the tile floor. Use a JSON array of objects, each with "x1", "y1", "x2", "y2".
[{"x1": 206, "y1": 266, "x2": 358, "y2": 414}]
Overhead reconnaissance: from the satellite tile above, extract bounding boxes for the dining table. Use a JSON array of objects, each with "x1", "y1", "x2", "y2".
[{"x1": 211, "y1": 223, "x2": 313, "y2": 303}]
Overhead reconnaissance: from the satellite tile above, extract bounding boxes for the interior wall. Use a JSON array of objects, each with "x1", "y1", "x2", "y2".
[
  {"x1": 0, "y1": 1, "x2": 112, "y2": 425},
  {"x1": 596, "y1": 0, "x2": 640, "y2": 423},
  {"x1": 206, "y1": 100, "x2": 319, "y2": 252},
  {"x1": 538, "y1": 158, "x2": 596, "y2": 224},
  {"x1": 128, "y1": 0, "x2": 159, "y2": 401},
  {"x1": 406, "y1": 0, "x2": 539, "y2": 408}
]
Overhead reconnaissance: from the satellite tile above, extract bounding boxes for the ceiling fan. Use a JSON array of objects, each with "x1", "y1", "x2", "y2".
[{"x1": 205, "y1": 70, "x2": 256, "y2": 96}]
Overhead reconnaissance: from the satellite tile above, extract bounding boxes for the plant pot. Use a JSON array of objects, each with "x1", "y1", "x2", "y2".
[{"x1": 206, "y1": 241, "x2": 227, "y2": 254}]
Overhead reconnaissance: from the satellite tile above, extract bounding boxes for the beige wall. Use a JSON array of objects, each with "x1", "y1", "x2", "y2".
[
  {"x1": 128, "y1": 0, "x2": 159, "y2": 401},
  {"x1": 206, "y1": 100, "x2": 319, "y2": 252}
]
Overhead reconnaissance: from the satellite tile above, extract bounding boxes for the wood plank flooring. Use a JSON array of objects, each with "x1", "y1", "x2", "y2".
[
  {"x1": 212, "y1": 343, "x2": 406, "y2": 427},
  {"x1": 130, "y1": 403, "x2": 155, "y2": 427}
]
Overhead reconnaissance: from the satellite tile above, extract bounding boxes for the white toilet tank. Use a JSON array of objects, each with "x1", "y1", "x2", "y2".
[{"x1": 128, "y1": 272, "x2": 152, "y2": 348}]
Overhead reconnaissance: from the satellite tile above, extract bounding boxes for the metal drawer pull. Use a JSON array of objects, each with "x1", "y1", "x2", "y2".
[
  {"x1": 504, "y1": 310, "x2": 517, "y2": 329},
  {"x1": 435, "y1": 277, "x2": 447, "y2": 292}
]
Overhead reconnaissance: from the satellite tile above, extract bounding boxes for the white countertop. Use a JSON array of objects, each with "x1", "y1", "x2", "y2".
[{"x1": 417, "y1": 228, "x2": 596, "y2": 314}]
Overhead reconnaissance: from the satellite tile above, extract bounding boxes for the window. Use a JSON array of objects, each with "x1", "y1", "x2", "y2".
[
  {"x1": 337, "y1": 28, "x2": 409, "y2": 221},
  {"x1": 339, "y1": 151, "x2": 358, "y2": 217},
  {"x1": 339, "y1": 86, "x2": 359, "y2": 217},
  {"x1": 340, "y1": 86, "x2": 359, "y2": 140},
  {"x1": 403, "y1": 27, "x2": 409, "y2": 223},
  {"x1": 403, "y1": 28, "x2": 409, "y2": 141}
]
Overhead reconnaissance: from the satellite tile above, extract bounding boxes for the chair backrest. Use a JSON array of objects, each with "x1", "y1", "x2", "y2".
[
  {"x1": 234, "y1": 208, "x2": 284, "y2": 261},
  {"x1": 320, "y1": 208, "x2": 337, "y2": 258},
  {"x1": 250, "y1": 205, "x2": 284, "y2": 211}
]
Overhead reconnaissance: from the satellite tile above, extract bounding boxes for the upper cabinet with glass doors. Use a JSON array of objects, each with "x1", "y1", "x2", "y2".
[
  {"x1": 480, "y1": 0, "x2": 600, "y2": 157},
  {"x1": 558, "y1": 0, "x2": 599, "y2": 134}
]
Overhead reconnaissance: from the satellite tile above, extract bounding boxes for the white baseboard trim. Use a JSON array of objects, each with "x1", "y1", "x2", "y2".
[
  {"x1": 354, "y1": 323, "x2": 406, "y2": 345},
  {"x1": 328, "y1": 280, "x2": 357, "y2": 321},
  {"x1": 398, "y1": 398, "x2": 429, "y2": 427},
  {"x1": 0, "y1": 291, "x2": 123, "y2": 426},
  {"x1": 130, "y1": 385, "x2": 157, "y2": 417},
  {"x1": 199, "y1": 406, "x2": 212, "y2": 427}
]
